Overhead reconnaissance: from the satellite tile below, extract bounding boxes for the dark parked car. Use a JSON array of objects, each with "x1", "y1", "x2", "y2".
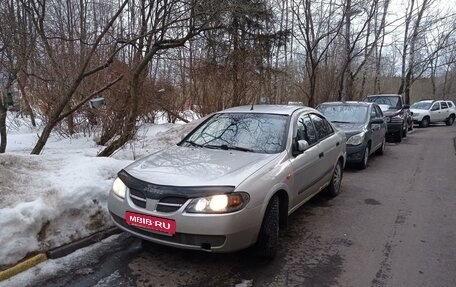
[
  {"x1": 317, "y1": 101, "x2": 386, "y2": 169},
  {"x1": 365, "y1": 94, "x2": 413, "y2": 142}
]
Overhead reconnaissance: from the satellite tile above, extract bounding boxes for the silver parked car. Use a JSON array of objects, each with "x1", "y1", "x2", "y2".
[{"x1": 108, "y1": 105, "x2": 346, "y2": 258}]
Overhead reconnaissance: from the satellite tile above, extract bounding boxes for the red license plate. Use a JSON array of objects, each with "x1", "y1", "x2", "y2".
[{"x1": 125, "y1": 211, "x2": 176, "y2": 235}]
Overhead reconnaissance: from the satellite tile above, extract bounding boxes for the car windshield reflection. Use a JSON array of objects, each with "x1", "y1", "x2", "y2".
[
  {"x1": 318, "y1": 105, "x2": 368, "y2": 124},
  {"x1": 411, "y1": 102, "x2": 432, "y2": 110},
  {"x1": 367, "y1": 96, "x2": 400, "y2": 109},
  {"x1": 181, "y1": 113, "x2": 289, "y2": 154}
]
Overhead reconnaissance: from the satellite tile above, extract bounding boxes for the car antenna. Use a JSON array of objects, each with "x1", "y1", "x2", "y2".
[{"x1": 250, "y1": 102, "x2": 254, "y2": 110}]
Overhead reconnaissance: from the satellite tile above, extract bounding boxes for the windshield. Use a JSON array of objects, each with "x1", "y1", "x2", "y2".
[
  {"x1": 411, "y1": 101, "x2": 432, "y2": 110},
  {"x1": 182, "y1": 113, "x2": 289, "y2": 154},
  {"x1": 367, "y1": 96, "x2": 400, "y2": 109},
  {"x1": 318, "y1": 105, "x2": 368, "y2": 124}
]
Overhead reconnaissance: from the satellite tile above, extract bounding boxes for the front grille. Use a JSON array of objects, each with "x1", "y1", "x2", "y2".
[
  {"x1": 157, "y1": 197, "x2": 188, "y2": 212},
  {"x1": 129, "y1": 188, "x2": 146, "y2": 208},
  {"x1": 110, "y1": 212, "x2": 226, "y2": 248}
]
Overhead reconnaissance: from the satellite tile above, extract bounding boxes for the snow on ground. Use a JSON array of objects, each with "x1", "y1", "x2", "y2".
[
  {"x1": 0, "y1": 111, "x2": 203, "y2": 268},
  {"x1": 0, "y1": 234, "x2": 126, "y2": 287}
]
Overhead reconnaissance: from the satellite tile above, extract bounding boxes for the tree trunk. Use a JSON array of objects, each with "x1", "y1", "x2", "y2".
[
  {"x1": 0, "y1": 100, "x2": 7, "y2": 153},
  {"x1": 17, "y1": 76, "x2": 36, "y2": 127}
]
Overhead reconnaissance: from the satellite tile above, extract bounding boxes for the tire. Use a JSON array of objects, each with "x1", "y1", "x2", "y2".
[
  {"x1": 325, "y1": 160, "x2": 343, "y2": 197},
  {"x1": 255, "y1": 195, "x2": 279, "y2": 259},
  {"x1": 395, "y1": 129, "x2": 403, "y2": 143},
  {"x1": 420, "y1": 117, "x2": 430, "y2": 128},
  {"x1": 402, "y1": 124, "x2": 407, "y2": 138},
  {"x1": 446, "y1": 115, "x2": 455, "y2": 126},
  {"x1": 358, "y1": 145, "x2": 369, "y2": 170},
  {"x1": 376, "y1": 137, "x2": 385, "y2": 155}
]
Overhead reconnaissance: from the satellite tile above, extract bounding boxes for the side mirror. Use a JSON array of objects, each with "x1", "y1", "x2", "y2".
[
  {"x1": 297, "y1": 140, "x2": 310, "y2": 152},
  {"x1": 370, "y1": 118, "x2": 384, "y2": 124},
  {"x1": 292, "y1": 139, "x2": 310, "y2": 156},
  {"x1": 402, "y1": 104, "x2": 410, "y2": 109}
]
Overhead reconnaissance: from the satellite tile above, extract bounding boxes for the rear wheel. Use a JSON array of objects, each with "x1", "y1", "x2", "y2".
[
  {"x1": 420, "y1": 117, "x2": 430, "y2": 128},
  {"x1": 325, "y1": 161, "x2": 343, "y2": 197},
  {"x1": 255, "y1": 195, "x2": 279, "y2": 259},
  {"x1": 376, "y1": 137, "x2": 385, "y2": 155},
  {"x1": 446, "y1": 115, "x2": 455, "y2": 126},
  {"x1": 402, "y1": 124, "x2": 407, "y2": 137}
]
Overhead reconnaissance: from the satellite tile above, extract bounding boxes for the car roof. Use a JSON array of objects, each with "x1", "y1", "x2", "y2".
[
  {"x1": 319, "y1": 101, "x2": 373, "y2": 107},
  {"x1": 366, "y1": 94, "x2": 401, "y2": 97},
  {"x1": 219, "y1": 105, "x2": 315, "y2": 115},
  {"x1": 414, "y1": 100, "x2": 435, "y2": 103}
]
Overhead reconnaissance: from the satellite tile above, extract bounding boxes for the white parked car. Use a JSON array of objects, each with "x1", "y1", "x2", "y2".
[{"x1": 410, "y1": 100, "x2": 456, "y2": 127}]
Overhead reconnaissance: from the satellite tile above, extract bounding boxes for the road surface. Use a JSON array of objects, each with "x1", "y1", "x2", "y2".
[{"x1": 6, "y1": 124, "x2": 456, "y2": 287}]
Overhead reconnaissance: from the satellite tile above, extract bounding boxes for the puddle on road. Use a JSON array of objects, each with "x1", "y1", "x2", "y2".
[{"x1": 364, "y1": 198, "x2": 382, "y2": 205}]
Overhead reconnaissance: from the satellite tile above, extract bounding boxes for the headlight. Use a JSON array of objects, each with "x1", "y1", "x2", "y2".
[
  {"x1": 413, "y1": 112, "x2": 419, "y2": 117},
  {"x1": 185, "y1": 193, "x2": 250, "y2": 213},
  {"x1": 346, "y1": 132, "x2": 365, "y2": 146},
  {"x1": 112, "y1": 177, "x2": 127, "y2": 199}
]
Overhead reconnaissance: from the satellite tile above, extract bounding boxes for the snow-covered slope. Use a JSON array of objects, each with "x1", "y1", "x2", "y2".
[{"x1": 0, "y1": 111, "x2": 202, "y2": 267}]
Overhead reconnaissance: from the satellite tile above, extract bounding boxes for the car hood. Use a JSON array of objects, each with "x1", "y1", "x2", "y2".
[
  {"x1": 332, "y1": 122, "x2": 365, "y2": 136},
  {"x1": 410, "y1": 108, "x2": 426, "y2": 114},
  {"x1": 382, "y1": 109, "x2": 400, "y2": 116},
  {"x1": 378, "y1": 104, "x2": 399, "y2": 116},
  {"x1": 123, "y1": 145, "x2": 280, "y2": 187}
]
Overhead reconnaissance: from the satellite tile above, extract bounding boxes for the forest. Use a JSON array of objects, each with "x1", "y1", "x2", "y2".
[{"x1": 0, "y1": 0, "x2": 455, "y2": 155}]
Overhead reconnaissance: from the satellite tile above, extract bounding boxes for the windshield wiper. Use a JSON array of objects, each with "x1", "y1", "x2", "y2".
[
  {"x1": 202, "y1": 144, "x2": 254, "y2": 152},
  {"x1": 183, "y1": 140, "x2": 202, "y2": 148},
  {"x1": 222, "y1": 145, "x2": 254, "y2": 152},
  {"x1": 331, "y1": 121, "x2": 352, "y2": 124}
]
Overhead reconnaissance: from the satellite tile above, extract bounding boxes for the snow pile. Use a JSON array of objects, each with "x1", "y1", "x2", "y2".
[
  {"x1": 0, "y1": 110, "x2": 203, "y2": 267},
  {"x1": 0, "y1": 153, "x2": 129, "y2": 266}
]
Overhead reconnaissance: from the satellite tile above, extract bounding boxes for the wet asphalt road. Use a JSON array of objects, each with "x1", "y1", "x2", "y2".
[{"x1": 19, "y1": 125, "x2": 456, "y2": 287}]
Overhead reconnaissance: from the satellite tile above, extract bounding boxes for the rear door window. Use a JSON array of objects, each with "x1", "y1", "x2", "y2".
[{"x1": 441, "y1": 102, "x2": 448, "y2": 109}]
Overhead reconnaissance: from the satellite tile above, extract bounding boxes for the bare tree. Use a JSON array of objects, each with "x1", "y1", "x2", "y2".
[
  {"x1": 23, "y1": 0, "x2": 128, "y2": 155},
  {"x1": 293, "y1": 0, "x2": 344, "y2": 106},
  {"x1": 98, "y1": 0, "x2": 226, "y2": 156}
]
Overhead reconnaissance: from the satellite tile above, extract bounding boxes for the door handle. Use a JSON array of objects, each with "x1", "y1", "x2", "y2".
[{"x1": 319, "y1": 152, "x2": 324, "y2": 158}]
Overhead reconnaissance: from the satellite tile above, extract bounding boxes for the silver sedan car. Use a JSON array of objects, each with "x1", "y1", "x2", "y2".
[{"x1": 108, "y1": 105, "x2": 346, "y2": 258}]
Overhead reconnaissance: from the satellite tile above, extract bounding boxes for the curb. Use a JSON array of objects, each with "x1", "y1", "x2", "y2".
[
  {"x1": 0, "y1": 227, "x2": 121, "y2": 282},
  {"x1": 0, "y1": 253, "x2": 47, "y2": 282}
]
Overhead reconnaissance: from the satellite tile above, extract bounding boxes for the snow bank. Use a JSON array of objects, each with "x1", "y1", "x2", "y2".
[
  {"x1": 0, "y1": 110, "x2": 205, "y2": 267},
  {"x1": 0, "y1": 154, "x2": 130, "y2": 266}
]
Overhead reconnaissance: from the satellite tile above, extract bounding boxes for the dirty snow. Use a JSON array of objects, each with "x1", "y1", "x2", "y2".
[{"x1": 0, "y1": 111, "x2": 202, "y2": 267}]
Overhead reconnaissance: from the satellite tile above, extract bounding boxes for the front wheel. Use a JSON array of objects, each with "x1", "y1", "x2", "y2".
[
  {"x1": 420, "y1": 117, "x2": 430, "y2": 128},
  {"x1": 255, "y1": 195, "x2": 279, "y2": 259},
  {"x1": 402, "y1": 124, "x2": 408, "y2": 137},
  {"x1": 325, "y1": 161, "x2": 343, "y2": 197},
  {"x1": 395, "y1": 129, "x2": 403, "y2": 143},
  {"x1": 358, "y1": 146, "x2": 369, "y2": 170}
]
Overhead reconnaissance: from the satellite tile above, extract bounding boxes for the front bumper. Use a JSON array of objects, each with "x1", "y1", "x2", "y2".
[
  {"x1": 346, "y1": 142, "x2": 367, "y2": 163},
  {"x1": 386, "y1": 122, "x2": 402, "y2": 134},
  {"x1": 108, "y1": 191, "x2": 263, "y2": 253}
]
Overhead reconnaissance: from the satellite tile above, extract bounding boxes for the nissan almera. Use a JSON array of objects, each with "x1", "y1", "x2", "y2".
[{"x1": 108, "y1": 105, "x2": 346, "y2": 258}]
